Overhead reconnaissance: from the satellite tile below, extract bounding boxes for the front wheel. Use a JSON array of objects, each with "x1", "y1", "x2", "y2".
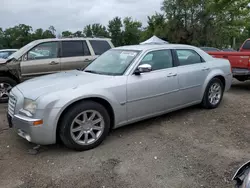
[
  {"x1": 201, "y1": 78, "x2": 224, "y2": 109},
  {"x1": 59, "y1": 101, "x2": 110, "y2": 151}
]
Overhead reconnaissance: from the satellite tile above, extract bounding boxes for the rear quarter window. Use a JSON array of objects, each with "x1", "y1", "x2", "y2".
[{"x1": 89, "y1": 40, "x2": 111, "y2": 55}]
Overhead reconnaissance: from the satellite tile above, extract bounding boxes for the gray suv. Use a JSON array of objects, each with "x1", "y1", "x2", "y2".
[{"x1": 0, "y1": 38, "x2": 114, "y2": 102}]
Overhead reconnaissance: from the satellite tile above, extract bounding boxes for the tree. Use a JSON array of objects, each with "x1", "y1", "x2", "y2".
[
  {"x1": 0, "y1": 28, "x2": 5, "y2": 49},
  {"x1": 73, "y1": 31, "x2": 82, "y2": 37},
  {"x1": 160, "y1": 0, "x2": 250, "y2": 47},
  {"x1": 42, "y1": 30, "x2": 55, "y2": 38},
  {"x1": 83, "y1": 25, "x2": 92, "y2": 37},
  {"x1": 62, "y1": 31, "x2": 73, "y2": 37},
  {"x1": 123, "y1": 17, "x2": 142, "y2": 45},
  {"x1": 108, "y1": 17, "x2": 123, "y2": 46},
  {"x1": 3, "y1": 24, "x2": 33, "y2": 48},
  {"x1": 140, "y1": 13, "x2": 166, "y2": 42},
  {"x1": 49, "y1": 25, "x2": 56, "y2": 36},
  {"x1": 32, "y1": 28, "x2": 44, "y2": 40}
]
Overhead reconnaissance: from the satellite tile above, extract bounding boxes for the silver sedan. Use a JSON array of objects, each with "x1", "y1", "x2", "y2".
[{"x1": 7, "y1": 44, "x2": 232, "y2": 151}]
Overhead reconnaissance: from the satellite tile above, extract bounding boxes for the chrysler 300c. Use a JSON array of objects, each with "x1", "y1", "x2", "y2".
[{"x1": 7, "y1": 44, "x2": 232, "y2": 151}]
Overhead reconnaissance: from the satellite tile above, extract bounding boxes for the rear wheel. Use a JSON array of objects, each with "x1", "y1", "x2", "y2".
[
  {"x1": 0, "y1": 77, "x2": 17, "y2": 103},
  {"x1": 59, "y1": 101, "x2": 110, "y2": 151},
  {"x1": 201, "y1": 78, "x2": 224, "y2": 109}
]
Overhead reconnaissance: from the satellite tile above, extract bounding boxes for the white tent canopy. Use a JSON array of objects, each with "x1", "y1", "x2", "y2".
[{"x1": 140, "y1": 35, "x2": 169, "y2": 45}]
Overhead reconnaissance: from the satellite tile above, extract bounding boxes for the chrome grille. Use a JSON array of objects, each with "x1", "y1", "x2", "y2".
[{"x1": 8, "y1": 94, "x2": 16, "y2": 117}]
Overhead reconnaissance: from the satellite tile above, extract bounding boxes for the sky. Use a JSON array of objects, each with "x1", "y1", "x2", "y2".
[{"x1": 1, "y1": 0, "x2": 163, "y2": 33}]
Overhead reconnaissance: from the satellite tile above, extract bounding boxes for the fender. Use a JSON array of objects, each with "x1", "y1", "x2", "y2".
[
  {"x1": 200, "y1": 69, "x2": 226, "y2": 99},
  {"x1": 39, "y1": 87, "x2": 127, "y2": 140},
  {"x1": 232, "y1": 160, "x2": 250, "y2": 181}
]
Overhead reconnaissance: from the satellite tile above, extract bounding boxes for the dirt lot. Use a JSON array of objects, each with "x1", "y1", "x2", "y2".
[{"x1": 0, "y1": 80, "x2": 250, "y2": 188}]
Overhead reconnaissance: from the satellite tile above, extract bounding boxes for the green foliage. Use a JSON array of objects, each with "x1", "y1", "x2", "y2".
[
  {"x1": 83, "y1": 24, "x2": 109, "y2": 38},
  {"x1": 159, "y1": 0, "x2": 250, "y2": 48},
  {"x1": 0, "y1": 24, "x2": 56, "y2": 49},
  {"x1": 0, "y1": 0, "x2": 249, "y2": 49},
  {"x1": 62, "y1": 31, "x2": 73, "y2": 37},
  {"x1": 123, "y1": 17, "x2": 142, "y2": 45},
  {"x1": 108, "y1": 17, "x2": 123, "y2": 46},
  {"x1": 73, "y1": 31, "x2": 82, "y2": 37}
]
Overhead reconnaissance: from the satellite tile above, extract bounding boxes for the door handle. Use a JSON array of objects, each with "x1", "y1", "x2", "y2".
[
  {"x1": 83, "y1": 58, "x2": 90, "y2": 62},
  {"x1": 49, "y1": 61, "x2": 59, "y2": 65},
  {"x1": 202, "y1": 67, "x2": 210, "y2": 71},
  {"x1": 167, "y1": 73, "x2": 177, "y2": 77}
]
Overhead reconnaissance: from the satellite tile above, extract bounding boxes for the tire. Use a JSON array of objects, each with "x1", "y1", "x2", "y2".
[
  {"x1": 59, "y1": 101, "x2": 110, "y2": 151},
  {"x1": 0, "y1": 77, "x2": 17, "y2": 103},
  {"x1": 201, "y1": 78, "x2": 224, "y2": 109}
]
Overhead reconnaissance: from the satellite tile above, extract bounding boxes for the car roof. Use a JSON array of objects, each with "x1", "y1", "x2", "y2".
[
  {"x1": 0, "y1": 49, "x2": 18, "y2": 52},
  {"x1": 114, "y1": 44, "x2": 199, "y2": 51},
  {"x1": 33, "y1": 37, "x2": 112, "y2": 43}
]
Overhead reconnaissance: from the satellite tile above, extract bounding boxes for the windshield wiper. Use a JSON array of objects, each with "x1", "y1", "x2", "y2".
[{"x1": 84, "y1": 70, "x2": 101, "y2": 74}]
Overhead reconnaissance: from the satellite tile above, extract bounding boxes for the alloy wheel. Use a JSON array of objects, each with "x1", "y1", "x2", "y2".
[
  {"x1": 70, "y1": 110, "x2": 105, "y2": 145},
  {"x1": 208, "y1": 83, "x2": 222, "y2": 105},
  {"x1": 0, "y1": 83, "x2": 12, "y2": 100}
]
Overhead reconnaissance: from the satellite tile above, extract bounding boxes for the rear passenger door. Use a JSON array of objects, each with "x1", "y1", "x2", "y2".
[
  {"x1": 60, "y1": 40, "x2": 94, "y2": 71},
  {"x1": 175, "y1": 49, "x2": 210, "y2": 105}
]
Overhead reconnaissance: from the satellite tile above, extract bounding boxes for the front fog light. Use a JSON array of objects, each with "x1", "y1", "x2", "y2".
[{"x1": 23, "y1": 98, "x2": 37, "y2": 114}]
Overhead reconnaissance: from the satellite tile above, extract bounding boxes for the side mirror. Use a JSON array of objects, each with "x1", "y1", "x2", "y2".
[{"x1": 135, "y1": 64, "x2": 152, "y2": 75}]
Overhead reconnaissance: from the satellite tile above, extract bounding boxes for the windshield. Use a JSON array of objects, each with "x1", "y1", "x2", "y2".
[
  {"x1": 0, "y1": 51, "x2": 10, "y2": 59},
  {"x1": 84, "y1": 49, "x2": 140, "y2": 75},
  {"x1": 8, "y1": 41, "x2": 37, "y2": 59}
]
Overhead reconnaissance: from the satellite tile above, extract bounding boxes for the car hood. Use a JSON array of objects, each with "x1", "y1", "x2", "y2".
[{"x1": 16, "y1": 70, "x2": 112, "y2": 100}]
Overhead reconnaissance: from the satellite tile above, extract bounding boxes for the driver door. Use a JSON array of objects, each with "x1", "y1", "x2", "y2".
[
  {"x1": 21, "y1": 41, "x2": 60, "y2": 80},
  {"x1": 126, "y1": 49, "x2": 179, "y2": 122}
]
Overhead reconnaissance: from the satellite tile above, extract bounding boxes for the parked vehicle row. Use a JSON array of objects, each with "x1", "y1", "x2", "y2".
[
  {"x1": 0, "y1": 37, "x2": 114, "y2": 102},
  {"x1": 7, "y1": 43, "x2": 232, "y2": 151}
]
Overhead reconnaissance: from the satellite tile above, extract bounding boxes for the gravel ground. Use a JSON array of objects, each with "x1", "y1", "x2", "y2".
[{"x1": 0, "y1": 80, "x2": 250, "y2": 188}]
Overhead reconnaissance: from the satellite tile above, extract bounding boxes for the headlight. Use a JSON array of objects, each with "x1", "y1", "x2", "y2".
[{"x1": 23, "y1": 98, "x2": 37, "y2": 114}]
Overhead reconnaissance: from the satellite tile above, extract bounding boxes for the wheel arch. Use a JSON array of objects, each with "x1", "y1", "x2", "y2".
[
  {"x1": 201, "y1": 70, "x2": 226, "y2": 96},
  {"x1": 55, "y1": 97, "x2": 115, "y2": 142},
  {"x1": 0, "y1": 71, "x2": 20, "y2": 83}
]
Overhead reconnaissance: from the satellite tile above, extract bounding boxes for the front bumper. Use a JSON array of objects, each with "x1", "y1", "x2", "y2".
[
  {"x1": 7, "y1": 110, "x2": 59, "y2": 145},
  {"x1": 232, "y1": 68, "x2": 250, "y2": 76}
]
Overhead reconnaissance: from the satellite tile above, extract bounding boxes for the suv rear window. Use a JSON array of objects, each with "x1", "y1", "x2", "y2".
[
  {"x1": 61, "y1": 41, "x2": 90, "y2": 57},
  {"x1": 242, "y1": 40, "x2": 250, "y2": 49},
  {"x1": 89, "y1": 40, "x2": 111, "y2": 55}
]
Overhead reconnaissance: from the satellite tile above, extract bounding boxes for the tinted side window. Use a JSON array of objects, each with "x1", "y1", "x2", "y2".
[
  {"x1": 27, "y1": 42, "x2": 58, "y2": 60},
  {"x1": 83, "y1": 41, "x2": 90, "y2": 55},
  {"x1": 176, "y1": 49, "x2": 203, "y2": 66},
  {"x1": 89, "y1": 40, "x2": 111, "y2": 55},
  {"x1": 62, "y1": 41, "x2": 84, "y2": 57},
  {"x1": 242, "y1": 40, "x2": 250, "y2": 49},
  {"x1": 140, "y1": 50, "x2": 173, "y2": 71}
]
